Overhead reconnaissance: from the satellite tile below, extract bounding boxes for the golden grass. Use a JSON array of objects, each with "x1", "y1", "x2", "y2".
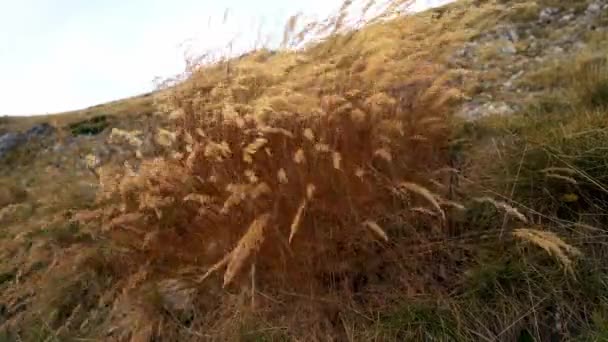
[
  {"x1": 513, "y1": 228, "x2": 581, "y2": 272},
  {"x1": 80, "y1": 3, "x2": 478, "y2": 338},
  {"x1": 223, "y1": 213, "x2": 271, "y2": 287},
  {"x1": 398, "y1": 182, "x2": 446, "y2": 220},
  {"x1": 474, "y1": 196, "x2": 528, "y2": 224},
  {"x1": 362, "y1": 220, "x2": 389, "y2": 242}
]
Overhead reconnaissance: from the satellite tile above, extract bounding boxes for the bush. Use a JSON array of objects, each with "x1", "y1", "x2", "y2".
[{"x1": 69, "y1": 115, "x2": 111, "y2": 136}]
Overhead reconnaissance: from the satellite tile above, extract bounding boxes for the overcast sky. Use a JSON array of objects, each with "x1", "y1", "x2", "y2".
[{"x1": 0, "y1": 0, "x2": 451, "y2": 116}]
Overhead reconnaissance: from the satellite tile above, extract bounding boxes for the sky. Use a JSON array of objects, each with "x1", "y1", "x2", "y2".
[{"x1": 0, "y1": 0, "x2": 451, "y2": 116}]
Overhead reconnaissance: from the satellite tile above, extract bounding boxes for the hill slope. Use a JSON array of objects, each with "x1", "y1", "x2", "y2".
[{"x1": 1, "y1": 0, "x2": 608, "y2": 340}]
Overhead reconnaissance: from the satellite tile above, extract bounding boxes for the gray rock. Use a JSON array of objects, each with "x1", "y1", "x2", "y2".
[
  {"x1": 501, "y1": 42, "x2": 517, "y2": 55},
  {"x1": 0, "y1": 123, "x2": 57, "y2": 160},
  {"x1": 587, "y1": 2, "x2": 602, "y2": 15},
  {"x1": 25, "y1": 123, "x2": 54, "y2": 139},
  {"x1": 574, "y1": 42, "x2": 588, "y2": 50},
  {"x1": 457, "y1": 101, "x2": 515, "y2": 120},
  {"x1": 52, "y1": 143, "x2": 65, "y2": 153},
  {"x1": 0, "y1": 132, "x2": 25, "y2": 160},
  {"x1": 539, "y1": 8, "x2": 560, "y2": 22},
  {"x1": 507, "y1": 28, "x2": 519, "y2": 42},
  {"x1": 454, "y1": 42, "x2": 478, "y2": 59},
  {"x1": 560, "y1": 14, "x2": 574, "y2": 22}
]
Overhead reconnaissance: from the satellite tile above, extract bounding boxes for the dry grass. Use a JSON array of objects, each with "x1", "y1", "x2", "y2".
[
  {"x1": 513, "y1": 228, "x2": 581, "y2": 272},
  {"x1": 77, "y1": 1, "x2": 481, "y2": 338},
  {"x1": 67, "y1": 1, "x2": 608, "y2": 339}
]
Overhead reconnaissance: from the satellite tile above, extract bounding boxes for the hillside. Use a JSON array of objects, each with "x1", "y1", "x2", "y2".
[{"x1": 1, "y1": 0, "x2": 608, "y2": 340}]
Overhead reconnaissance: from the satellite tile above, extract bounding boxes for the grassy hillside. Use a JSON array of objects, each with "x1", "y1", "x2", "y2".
[
  {"x1": 1, "y1": 0, "x2": 608, "y2": 341},
  {"x1": 0, "y1": 92, "x2": 156, "y2": 133}
]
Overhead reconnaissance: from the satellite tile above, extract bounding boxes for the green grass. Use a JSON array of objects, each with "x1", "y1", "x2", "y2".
[
  {"x1": 376, "y1": 302, "x2": 461, "y2": 341},
  {"x1": 387, "y1": 43, "x2": 608, "y2": 341}
]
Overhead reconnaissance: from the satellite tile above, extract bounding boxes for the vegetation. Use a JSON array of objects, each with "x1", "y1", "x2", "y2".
[{"x1": 1, "y1": 0, "x2": 608, "y2": 341}]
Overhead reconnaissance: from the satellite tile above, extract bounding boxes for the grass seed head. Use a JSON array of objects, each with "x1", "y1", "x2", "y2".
[{"x1": 224, "y1": 213, "x2": 271, "y2": 287}]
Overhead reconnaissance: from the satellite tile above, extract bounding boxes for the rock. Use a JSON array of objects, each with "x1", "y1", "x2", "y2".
[
  {"x1": 52, "y1": 142, "x2": 65, "y2": 153},
  {"x1": 539, "y1": 7, "x2": 560, "y2": 23},
  {"x1": 0, "y1": 124, "x2": 56, "y2": 160},
  {"x1": 587, "y1": 2, "x2": 602, "y2": 15},
  {"x1": 501, "y1": 42, "x2": 517, "y2": 55},
  {"x1": 574, "y1": 42, "x2": 588, "y2": 50},
  {"x1": 507, "y1": 28, "x2": 519, "y2": 42},
  {"x1": 560, "y1": 14, "x2": 574, "y2": 23},
  {"x1": 0, "y1": 132, "x2": 25, "y2": 159},
  {"x1": 25, "y1": 123, "x2": 54, "y2": 139},
  {"x1": 454, "y1": 42, "x2": 478, "y2": 59},
  {"x1": 457, "y1": 101, "x2": 515, "y2": 120}
]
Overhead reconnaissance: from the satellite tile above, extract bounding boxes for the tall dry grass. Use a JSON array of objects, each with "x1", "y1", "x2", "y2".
[
  {"x1": 99, "y1": 65, "x2": 455, "y2": 287},
  {"x1": 81, "y1": 2, "x2": 470, "y2": 338}
]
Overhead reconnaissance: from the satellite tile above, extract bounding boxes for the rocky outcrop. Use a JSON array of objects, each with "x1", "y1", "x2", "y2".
[
  {"x1": 0, "y1": 124, "x2": 55, "y2": 160},
  {"x1": 0, "y1": 133, "x2": 25, "y2": 160},
  {"x1": 452, "y1": 0, "x2": 608, "y2": 120}
]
